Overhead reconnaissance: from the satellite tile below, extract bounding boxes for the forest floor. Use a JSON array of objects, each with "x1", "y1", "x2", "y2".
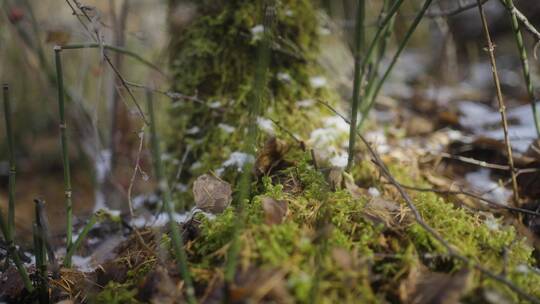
[{"x1": 2, "y1": 72, "x2": 540, "y2": 303}]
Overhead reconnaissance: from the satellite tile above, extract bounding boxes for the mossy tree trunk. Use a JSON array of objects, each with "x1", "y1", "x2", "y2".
[{"x1": 166, "y1": 0, "x2": 337, "y2": 189}]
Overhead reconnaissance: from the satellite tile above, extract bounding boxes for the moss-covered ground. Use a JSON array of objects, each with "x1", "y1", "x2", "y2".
[
  {"x1": 87, "y1": 150, "x2": 540, "y2": 303},
  {"x1": 86, "y1": 0, "x2": 540, "y2": 302}
]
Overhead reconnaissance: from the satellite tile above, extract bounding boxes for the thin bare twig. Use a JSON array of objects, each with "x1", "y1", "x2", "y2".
[
  {"x1": 435, "y1": 152, "x2": 540, "y2": 174},
  {"x1": 127, "y1": 128, "x2": 146, "y2": 217},
  {"x1": 393, "y1": 183, "x2": 540, "y2": 217},
  {"x1": 63, "y1": 0, "x2": 149, "y2": 125},
  {"x1": 124, "y1": 81, "x2": 207, "y2": 105},
  {"x1": 477, "y1": 0, "x2": 520, "y2": 206}
]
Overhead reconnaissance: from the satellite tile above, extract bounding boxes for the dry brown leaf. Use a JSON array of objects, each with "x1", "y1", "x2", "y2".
[
  {"x1": 261, "y1": 196, "x2": 288, "y2": 225},
  {"x1": 193, "y1": 174, "x2": 232, "y2": 213},
  {"x1": 400, "y1": 264, "x2": 471, "y2": 304},
  {"x1": 255, "y1": 137, "x2": 289, "y2": 176}
]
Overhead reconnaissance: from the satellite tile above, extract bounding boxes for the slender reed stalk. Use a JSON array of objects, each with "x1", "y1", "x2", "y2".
[
  {"x1": 357, "y1": 0, "x2": 404, "y2": 90},
  {"x1": 146, "y1": 90, "x2": 196, "y2": 303},
  {"x1": 2, "y1": 84, "x2": 15, "y2": 241},
  {"x1": 63, "y1": 213, "x2": 96, "y2": 268},
  {"x1": 476, "y1": 0, "x2": 520, "y2": 206},
  {"x1": 0, "y1": 85, "x2": 33, "y2": 292},
  {"x1": 224, "y1": 3, "x2": 273, "y2": 287},
  {"x1": 358, "y1": 0, "x2": 434, "y2": 129},
  {"x1": 502, "y1": 0, "x2": 540, "y2": 137},
  {"x1": 363, "y1": 0, "x2": 396, "y2": 102},
  {"x1": 54, "y1": 46, "x2": 74, "y2": 263},
  {"x1": 346, "y1": 0, "x2": 366, "y2": 171}
]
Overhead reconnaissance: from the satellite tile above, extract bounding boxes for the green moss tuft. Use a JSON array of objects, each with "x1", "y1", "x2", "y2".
[{"x1": 166, "y1": 0, "x2": 341, "y2": 198}]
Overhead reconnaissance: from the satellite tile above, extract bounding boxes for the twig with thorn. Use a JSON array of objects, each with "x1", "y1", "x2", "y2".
[{"x1": 477, "y1": 0, "x2": 520, "y2": 207}]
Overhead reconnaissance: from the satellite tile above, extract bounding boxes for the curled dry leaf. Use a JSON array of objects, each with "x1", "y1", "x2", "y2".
[
  {"x1": 193, "y1": 174, "x2": 232, "y2": 214},
  {"x1": 255, "y1": 137, "x2": 290, "y2": 176},
  {"x1": 261, "y1": 196, "x2": 288, "y2": 225},
  {"x1": 400, "y1": 264, "x2": 471, "y2": 304}
]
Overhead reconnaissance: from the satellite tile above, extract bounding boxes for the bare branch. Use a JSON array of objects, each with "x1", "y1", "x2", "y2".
[{"x1": 477, "y1": 0, "x2": 520, "y2": 206}]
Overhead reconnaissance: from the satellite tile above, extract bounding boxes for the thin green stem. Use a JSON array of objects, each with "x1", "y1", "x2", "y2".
[
  {"x1": 146, "y1": 90, "x2": 162, "y2": 182},
  {"x1": 146, "y1": 90, "x2": 196, "y2": 303},
  {"x1": 357, "y1": 0, "x2": 404, "y2": 91},
  {"x1": 502, "y1": 0, "x2": 540, "y2": 137},
  {"x1": 63, "y1": 214, "x2": 96, "y2": 268},
  {"x1": 224, "y1": 3, "x2": 273, "y2": 287},
  {"x1": 346, "y1": 0, "x2": 366, "y2": 171},
  {"x1": 358, "y1": 0, "x2": 434, "y2": 129},
  {"x1": 0, "y1": 85, "x2": 33, "y2": 292},
  {"x1": 2, "y1": 84, "x2": 15, "y2": 240},
  {"x1": 363, "y1": 0, "x2": 396, "y2": 103},
  {"x1": 54, "y1": 47, "x2": 74, "y2": 264}
]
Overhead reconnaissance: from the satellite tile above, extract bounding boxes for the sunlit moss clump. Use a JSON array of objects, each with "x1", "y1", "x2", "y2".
[
  {"x1": 167, "y1": 0, "x2": 340, "y2": 186},
  {"x1": 185, "y1": 155, "x2": 540, "y2": 303}
]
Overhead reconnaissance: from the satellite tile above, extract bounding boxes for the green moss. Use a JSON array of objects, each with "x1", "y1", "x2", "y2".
[
  {"x1": 182, "y1": 153, "x2": 540, "y2": 302},
  {"x1": 163, "y1": 1, "x2": 540, "y2": 302},
  {"x1": 166, "y1": 0, "x2": 341, "y2": 196},
  {"x1": 385, "y1": 165, "x2": 540, "y2": 302}
]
